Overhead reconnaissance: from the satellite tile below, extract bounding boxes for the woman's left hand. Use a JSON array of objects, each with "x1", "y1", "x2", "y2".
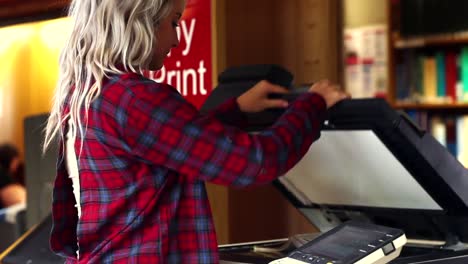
[{"x1": 236, "y1": 80, "x2": 289, "y2": 113}]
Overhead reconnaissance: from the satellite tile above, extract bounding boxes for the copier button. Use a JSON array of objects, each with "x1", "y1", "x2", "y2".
[
  {"x1": 382, "y1": 242, "x2": 395, "y2": 255},
  {"x1": 289, "y1": 252, "x2": 303, "y2": 260}
]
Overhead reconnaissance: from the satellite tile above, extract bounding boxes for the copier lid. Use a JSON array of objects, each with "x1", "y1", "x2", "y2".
[{"x1": 278, "y1": 98, "x2": 468, "y2": 216}]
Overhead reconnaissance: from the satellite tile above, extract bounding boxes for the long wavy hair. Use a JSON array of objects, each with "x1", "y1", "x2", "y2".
[{"x1": 43, "y1": 0, "x2": 173, "y2": 152}]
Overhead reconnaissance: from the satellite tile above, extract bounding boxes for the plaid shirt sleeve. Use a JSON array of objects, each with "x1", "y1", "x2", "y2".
[
  {"x1": 50, "y1": 143, "x2": 78, "y2": 259},
  {"x1": 207, "y1": 98, "x2": 248, "y2": 128},
  {"x1": 123, "y1": 82, "x2": 326, "y2": 187}
]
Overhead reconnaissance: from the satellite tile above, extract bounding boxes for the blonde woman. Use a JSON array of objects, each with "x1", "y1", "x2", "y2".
[{"x1": 44, "y1": 0, "x2": 348, "y2": 262}]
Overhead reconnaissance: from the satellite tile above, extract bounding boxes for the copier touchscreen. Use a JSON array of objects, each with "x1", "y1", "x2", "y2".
[{"x1": 270, "y1": 221, "x2": 406, "y2": 264}]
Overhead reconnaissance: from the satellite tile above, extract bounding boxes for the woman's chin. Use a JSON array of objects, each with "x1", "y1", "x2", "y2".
[{"x1": 147, "y1": 64, "x2": 163, "y2": 72}]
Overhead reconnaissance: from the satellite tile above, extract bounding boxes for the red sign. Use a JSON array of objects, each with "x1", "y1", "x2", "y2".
[{"x1": 147, "y1": 0, "x2": 212, "y2": 109}]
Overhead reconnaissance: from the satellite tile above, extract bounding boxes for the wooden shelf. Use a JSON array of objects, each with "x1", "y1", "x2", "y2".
[
  {"x1": 393, "y1": 31, "x2": 468, "y2": 49},
  {"x1": 393, "y1": 102, "x2": 468, "y2": 111}
]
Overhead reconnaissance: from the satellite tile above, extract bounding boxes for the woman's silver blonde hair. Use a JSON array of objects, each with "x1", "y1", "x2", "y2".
[{"x1": 43, "y1": 0, "x2": 173, "y2": 152}]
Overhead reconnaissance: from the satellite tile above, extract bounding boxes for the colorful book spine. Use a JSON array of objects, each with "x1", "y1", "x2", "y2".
[
  {"x1": 415, "y1": 55, "x2": 425, "y2": 99},
  {"x1": 445, "y1": 117, "x2": 457, "y2": 157},
  {"x1": 435, "y1": 52, "x2": 446, "y2": 100},
  {"x1": 431, "y1": 117, "x2": 446, "y2": 147},
  {"x1": 445, "y1": 51, "x2": 458, "y2": 102},
  {"x1": 457, "y1": 116, "x2": 468, "y2": 168},
  {"x1": 395, "y1": 62, "x2": 408, "y2": 100},
  {"x1": 460, "y1": 47, "x2": 468, "y2": 102},
  {"x1": 423, "y1": 56, "x2": 437, "y2": 101}
]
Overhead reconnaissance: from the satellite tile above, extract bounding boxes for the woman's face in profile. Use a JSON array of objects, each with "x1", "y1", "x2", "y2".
[{"x1": 149, "y1": 0, "x2": 186, "y2": 70}]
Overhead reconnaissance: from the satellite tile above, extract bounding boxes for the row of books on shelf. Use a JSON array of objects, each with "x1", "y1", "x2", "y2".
[
  {"x1": 395, "y1": 47, "x2": 468, "y2": 103},
  {"x1": 407, "y1": 111, "x2": 468, "y2": 167}
]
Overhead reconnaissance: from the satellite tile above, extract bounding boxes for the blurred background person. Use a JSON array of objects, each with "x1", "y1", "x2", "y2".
[
  {"x1": 0, "y1": 143, "x2": 26, "y2": 208},
  {"x1": 0, "y1": 143, "x2": 25, "y2": 186}
]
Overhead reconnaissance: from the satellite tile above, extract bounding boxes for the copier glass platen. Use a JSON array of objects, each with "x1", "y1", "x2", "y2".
[{"x1": 270, "y1": 222, "x2": 406, "y2": 264}]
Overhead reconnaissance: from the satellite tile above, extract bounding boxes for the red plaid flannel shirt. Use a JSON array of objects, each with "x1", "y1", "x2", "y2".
[{"x1": 50, "y1": 72, "x2": 326, "y2": 263}]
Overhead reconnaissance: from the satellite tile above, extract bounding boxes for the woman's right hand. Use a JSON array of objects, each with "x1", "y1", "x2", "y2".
[{"x1": 309, "y1": 80, "x2": 350, "y2": 108}]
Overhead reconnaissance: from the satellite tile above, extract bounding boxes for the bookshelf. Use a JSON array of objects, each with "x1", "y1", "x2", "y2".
[
  {"x1": 395, "y1": 102, "x2": 468, "y2": 112},
  {"x1": 387, "y1": 0, "x2": 468, "y2": 168},
  {"x1": 393, "y1": 33, "x2": 468, "y2": 49}
]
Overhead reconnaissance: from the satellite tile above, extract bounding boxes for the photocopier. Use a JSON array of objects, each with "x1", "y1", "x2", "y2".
[{"x1": 201, "y1": 64, "x2": 468, "y2": 264}]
